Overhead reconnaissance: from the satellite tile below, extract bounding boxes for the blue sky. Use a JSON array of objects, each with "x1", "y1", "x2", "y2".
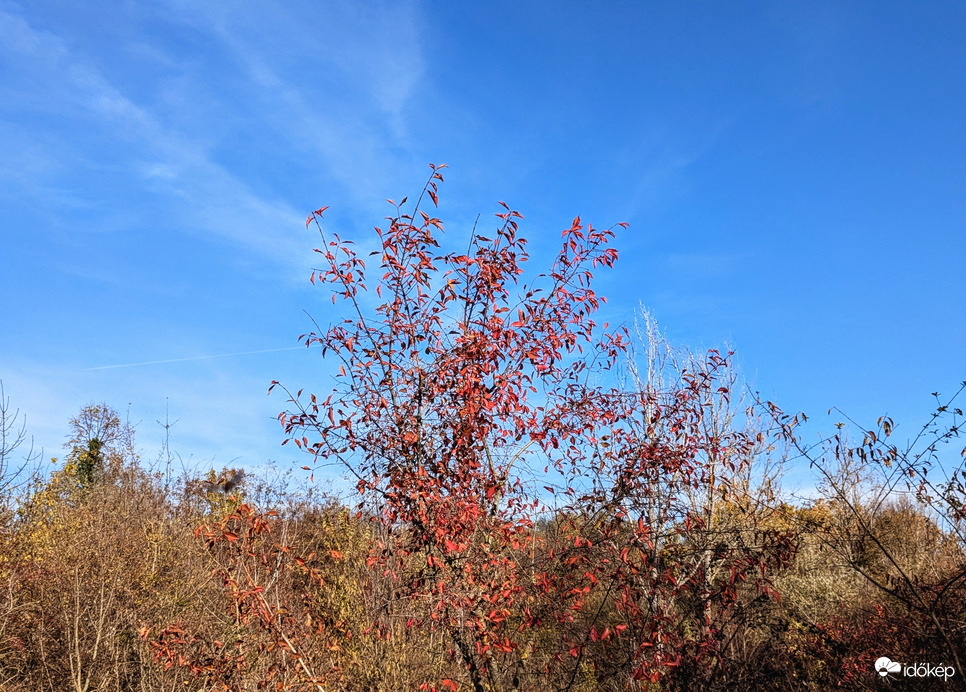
[{"x1": 1, "y1": 1, "x2": 963, "y2": 493}]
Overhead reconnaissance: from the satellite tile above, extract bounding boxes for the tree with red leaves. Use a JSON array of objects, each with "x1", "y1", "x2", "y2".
[{"x1": 270, "y1": 165, "x2": 794, "y2": 690}]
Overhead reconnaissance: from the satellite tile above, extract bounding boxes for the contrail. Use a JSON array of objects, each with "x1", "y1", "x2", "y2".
[{"x1": 85, "y1": 346, "x2": 305, "y2": 371}]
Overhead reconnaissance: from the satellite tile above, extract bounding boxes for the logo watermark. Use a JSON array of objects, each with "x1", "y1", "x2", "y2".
[{"x1": 875, "y1": 656, "x2": 956, "y2": 681}]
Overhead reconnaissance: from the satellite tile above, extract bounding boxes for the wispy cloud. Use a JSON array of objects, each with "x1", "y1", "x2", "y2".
[
  {"x1": 176, "y1": 0, "x2": 429, "y2": 208},
  {"x1": 0, "y1": 5, "x2": 306, "y2": 265},
  {"x1": 85, "y1": 346, "x2": 304, "y2": 371}
]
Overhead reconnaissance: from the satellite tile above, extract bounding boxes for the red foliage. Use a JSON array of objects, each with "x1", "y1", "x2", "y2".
[
  {"x1": 270, "y1": 165, "x2": 794, "y2": 689},
  {"x1": 145, "y1": 505, "x2": 347, "y2": 691}
]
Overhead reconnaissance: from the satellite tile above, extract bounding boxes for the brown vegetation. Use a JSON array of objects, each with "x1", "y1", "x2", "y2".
[{"x1": 0, "y1": 392, "x2": 962, "y2": 690}]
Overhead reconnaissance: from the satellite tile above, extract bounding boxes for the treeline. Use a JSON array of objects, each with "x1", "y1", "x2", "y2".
[{"x1": 0, "y1": 378, "x2": 962, "y2": 690}]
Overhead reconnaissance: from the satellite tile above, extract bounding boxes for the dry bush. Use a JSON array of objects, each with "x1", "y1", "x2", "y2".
[{"x1": 0, "y1": 407, "x2": 217, "y2": 692}]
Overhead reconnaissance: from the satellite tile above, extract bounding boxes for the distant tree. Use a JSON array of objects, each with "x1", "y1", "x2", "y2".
[{"x1": 64, "y1": 403, "x2": 134, "y2": 486}]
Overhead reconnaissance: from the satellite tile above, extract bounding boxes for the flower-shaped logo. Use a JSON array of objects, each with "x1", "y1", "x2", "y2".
[{"x1": 875, "y1": 657, "x2": 901, "y2": 677}]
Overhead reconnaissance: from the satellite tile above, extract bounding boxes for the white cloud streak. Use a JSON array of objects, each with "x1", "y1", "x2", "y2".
[{"x1": 0, "y1": 5, "x2": 306, "y2": 265}]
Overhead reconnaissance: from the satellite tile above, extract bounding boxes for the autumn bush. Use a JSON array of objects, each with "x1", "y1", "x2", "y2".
[
  {"x1": 256, "y1": 166, "x2": 800, "y2": 691},
  {"x1": 764, "y1": 387, "x2": 966, "y2": 690}
]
